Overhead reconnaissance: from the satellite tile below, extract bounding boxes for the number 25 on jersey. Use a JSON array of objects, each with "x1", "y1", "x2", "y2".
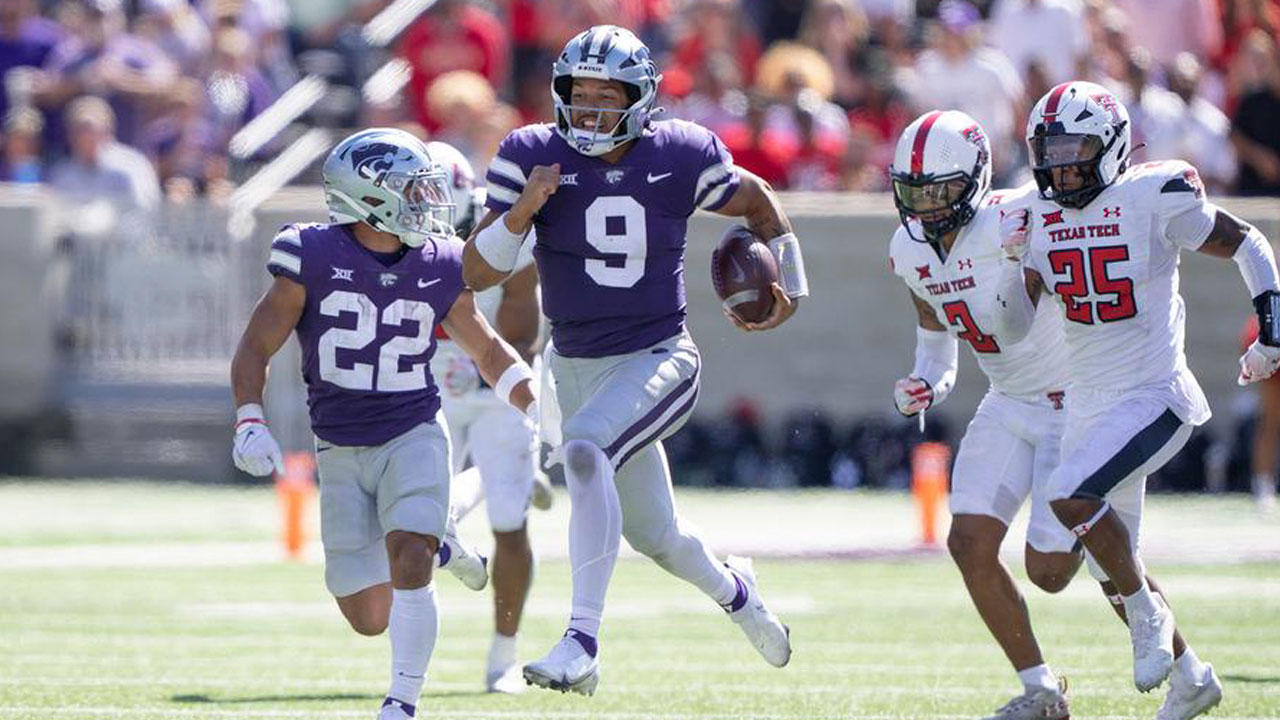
[{"x1": 1047, "y1": 246, "x2": 1137, "y2": 325}]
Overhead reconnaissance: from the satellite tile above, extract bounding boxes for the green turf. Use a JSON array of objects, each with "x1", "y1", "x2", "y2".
[{"x1": 1, "y1": 483, "x2": 1278, "y2": 719}]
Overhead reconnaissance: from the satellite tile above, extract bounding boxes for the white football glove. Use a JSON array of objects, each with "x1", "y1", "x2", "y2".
[
  {"x1": 893, "y1": 376, "x2": 934, "y2": 417},
  {"x1": 232, "y1": 404, "x2": 285, "y2": 477},
  {"x1": 999, "y1": 208, "x2": 1030, "y2": 261},
  {"x1": 1238, "y1": 340, "x2": 1280, "y2": 385}
]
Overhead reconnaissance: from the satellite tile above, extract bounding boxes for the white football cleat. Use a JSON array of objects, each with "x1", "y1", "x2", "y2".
[
  {"x1": 522, "y1": 632, "x2": 600, "y2": 696},
  {"x1": 442, "y1": 529, "x2": 488, "y2": 591},
  {"x1": 531, "y1": 469, "x2": 554, "y2": 511},
  {"x1": 486, "y1": 662, "x2": 526, "y2": 695},
  {"x1": 981, "y1": 677, "x2": 1070, "y2": 720},
  {"x1": 1158, "y1": 663, "x2": 1223, "y2": 720},
  {"x1": 724, "y1": 555, "x2": 792, "y2": 667},
  {"x1": 1131, "y1": 598, "x2": 1176, "y2": 692},
  {"x1": 376, "y1": 698, "x2": 414, "y2": 720}
]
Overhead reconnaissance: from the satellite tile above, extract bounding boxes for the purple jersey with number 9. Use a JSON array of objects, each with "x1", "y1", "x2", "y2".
[
  {"x1": 266, "y1": 223, "x2": 466, "y2": 446},
  {"x1": 484, "y1": 119, "x2": 740, "y2": 358}
]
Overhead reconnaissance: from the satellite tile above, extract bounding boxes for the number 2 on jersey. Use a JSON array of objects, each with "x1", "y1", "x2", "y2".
[
  {"x1": 942, "y1": 300, "x2": 1000, "y2": 353},
  {"x1": 1047, "y1": 246, "x2": 1137, "y2": 324}
]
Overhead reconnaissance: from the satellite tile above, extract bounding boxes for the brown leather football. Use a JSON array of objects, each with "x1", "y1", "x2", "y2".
[{"x1": 711, "y1": 225, "x2": 778, "y2": 324}]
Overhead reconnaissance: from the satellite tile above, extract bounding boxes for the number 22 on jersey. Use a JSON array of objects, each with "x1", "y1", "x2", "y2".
[{"x1": 318, "y1": 290, "x2": 435, "y2": 392}]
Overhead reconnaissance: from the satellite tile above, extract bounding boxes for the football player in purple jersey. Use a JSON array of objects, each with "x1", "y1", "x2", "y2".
[
  {"x1": 462, "y1": 25, "x2": 811, "y2": 695},
  {"x1": 229, "y1": 127, "x2": 540, "y2": 720}
]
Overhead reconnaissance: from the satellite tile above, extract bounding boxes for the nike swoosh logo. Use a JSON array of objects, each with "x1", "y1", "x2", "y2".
[
  {"x1": 729, "y1": 255, "x2": 747, "y2": 283},
  {"x1": 647, "y1": 172, "x2": 673, "y2": 183},
  {"x1": 418, "y1": 278, "x2": 441, "y2": 288}
]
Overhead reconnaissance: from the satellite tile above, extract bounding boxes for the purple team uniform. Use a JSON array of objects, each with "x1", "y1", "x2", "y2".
[
  {"x1": 483, "y1": 119, "x2": 740, "y2": 358},
  {"x1": 266, "y1": 222, "x2": 465, "y2": 447}
]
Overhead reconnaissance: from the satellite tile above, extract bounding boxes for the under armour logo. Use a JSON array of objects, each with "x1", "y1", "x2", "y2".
[
  {"x1": 1102, "y1": 206, "x2": 1121, "y2": 218},
  {"x1": 916, "y1": 264, "x2": 931, "y2": 280},
  {"x1": 957, "y1": 258, "x2": 973, "y2": 270},
  {"x1": 1042, "y1": 210, "x2": 1064, "y2": 227},
  {"x1": 331, "y1": 267, "x2": 353, "y2": 281},
  {"x1": 1047, "y1": 390, "x2": 1065, "y2": 410}
]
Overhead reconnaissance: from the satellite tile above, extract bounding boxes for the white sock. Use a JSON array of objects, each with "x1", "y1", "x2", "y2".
[
  {"x1": 1174, "y1": 646, "x2": 1207, "y2": 684},
  {"x1": 488, "y1": 632, "x2": 517, "y2": 673},
  {"x1": 387, "y1": 585, "x2": 439, "y2": 707},
  {"x1": 1122, "y1": 581, "x2": 1160, "y2": 620},
  {"x1": 1017, "y1": 663, "x2": 1057, "y2": 693},
  {"x1": 563, "y1": 439, "x2": 621, "y2": 640}
]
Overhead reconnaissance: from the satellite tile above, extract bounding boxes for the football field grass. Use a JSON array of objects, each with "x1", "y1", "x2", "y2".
[{"x1": 1, "y1": 481, "x2": 1278, "y2": 719}]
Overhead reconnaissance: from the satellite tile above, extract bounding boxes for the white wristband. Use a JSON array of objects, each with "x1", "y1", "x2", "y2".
[
  {"x1": 474, "y1": 213, "x2": 526, "y2": 273},
  {"x1": 494, "y1": 361, "x2": 534, "y2": 407},
  {"x1": 767, "y1": 233, "x2": 809, "y2": 298},
  {"x1": 235, "y1": 403, "x2": 265, "y2": 427}
]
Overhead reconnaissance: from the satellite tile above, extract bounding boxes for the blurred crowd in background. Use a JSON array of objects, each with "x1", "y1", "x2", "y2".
[{"x1": 1, "y1": 0, "x2": 1279, "y2": 212}]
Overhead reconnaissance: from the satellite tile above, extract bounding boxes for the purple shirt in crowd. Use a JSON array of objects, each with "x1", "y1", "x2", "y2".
[
  {"x1": 267, "y1": 223, "x2": 466, "y2": 447},
  {"x1": 484, "y1": 119, "x2": 740, "y2": 358},
  {"x1": 0, "y1": 17, "x2": 62, "y2": 120}
]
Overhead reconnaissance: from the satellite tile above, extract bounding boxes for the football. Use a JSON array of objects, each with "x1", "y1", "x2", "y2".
[{"x1": 711, "y1": 224, "x2": 778, "y2": 324}]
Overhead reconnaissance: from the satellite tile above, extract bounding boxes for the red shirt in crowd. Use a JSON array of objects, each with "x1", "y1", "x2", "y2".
[{"x1": 399, "y1": 5, "x2": 509, "y2": 131}]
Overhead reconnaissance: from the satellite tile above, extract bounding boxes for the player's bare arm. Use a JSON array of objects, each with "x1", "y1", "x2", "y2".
[
  {"x1": 231, "y1": 275, "x2": 305, "y2": 406},
  {"x1": 462, "y1": 164, "x2": 558, "y2": 291},
  {"x1": 714, "y1": 168, "x2": 805, "y2": 331},
  {"x1": 1193, "y1": 209, "x2": 1251, "y2": 258},
  {"x1": 228, "y1": 275, "x2": 304, "y2": 476},
  {"x1": 910, "y1": 289, "x2": 946, "y2": 331},
  {"x1": 441, "y1": 289, "x2": 536, "y2": 415},
  {"x1": 495, "y1": 263, "x2": 541, "y2": 362}
]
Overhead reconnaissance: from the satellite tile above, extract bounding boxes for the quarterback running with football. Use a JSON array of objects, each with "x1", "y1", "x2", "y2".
[
  {"x1": 230, "y1": 128, "x2": 539, "y2": 720},
  {"x1": 462, "y1": 25, "x2": 809, "y2": 695},
  {"x1": 424, "y1": 139, "x2": 546, "y2": 693},
  {"x1": 888, "y1": 110, "x2": 1080, "y2": 720},
  {"x1": 994, "y1": 81, "x2": 1280, "y2": 719}
]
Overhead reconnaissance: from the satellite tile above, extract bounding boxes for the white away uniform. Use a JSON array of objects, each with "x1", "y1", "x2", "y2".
[
  {"x1": 891, "y1": 184, "x2": 1077, "y2": 553},
  {"x1": 429, "y1": 248, "x2": 539, "y2": 533},
  {"x1": 1022, "y1": 160, "x2": 1214, "y2": 579}
]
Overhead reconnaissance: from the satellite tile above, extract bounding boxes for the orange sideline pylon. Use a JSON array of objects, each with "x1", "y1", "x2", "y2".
[
  {"x1": 276, "y1": 452, "x2": 316, "y2": 559},
  {"x1": 911, "y1": 442, "x2": 951, "y2": 546}
]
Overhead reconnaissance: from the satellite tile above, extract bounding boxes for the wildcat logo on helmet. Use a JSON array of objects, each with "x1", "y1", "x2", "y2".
[{"x1": 345, "y1": 142, "x2": 404, "y2": 181}]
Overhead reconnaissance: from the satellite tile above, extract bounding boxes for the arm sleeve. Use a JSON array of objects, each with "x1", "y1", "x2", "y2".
[
  {"x1": 912, "y1": 326, "x2": 958, "y2": 404},
  {"x1": 691, "y1": 129, "x2": 740, "y2": 213},
  {"x1": 483, "y1": 136, "x2": 529, "y2": 215},
  {"x1": 266, "y1": 225, "x2": 303, "y2": 283},
  {"x1": 991, "y1": 259, "x2": 1038, "y2": 344}
]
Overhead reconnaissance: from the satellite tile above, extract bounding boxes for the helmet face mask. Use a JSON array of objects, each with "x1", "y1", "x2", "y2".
[
  {"x1": 1028, "y1": 130, "x2": 1115, "y2": 210},
  {"x1": 552, "y1": 25, "x2": 661, "y2": 157},
  {"x1": 892, "y1": 174, "x2": 978, "y2": 241},
  {"x1": 424, "y1": 140, "x2": 483, "y2": 238},
  {"x1": 323, "y1": 128, "x2": 456, "y2": 248}
]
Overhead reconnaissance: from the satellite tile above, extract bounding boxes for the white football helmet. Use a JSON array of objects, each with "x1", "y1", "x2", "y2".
[
  {"x1": 424, "y1": 140, "x2": 485, "y2": 238},
  {"x1": 1026, "y1": 81, "x2": 1132, "y2": 209},
  {"x1": 552, "y1": 25, "x2": 662, "y2": 157},
  {"x1": 890, "y1": 110, "x2": 992, "y2": 242},
  {"x1": 323, "y1": 127, "x2": 455, "y2": 248}
]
